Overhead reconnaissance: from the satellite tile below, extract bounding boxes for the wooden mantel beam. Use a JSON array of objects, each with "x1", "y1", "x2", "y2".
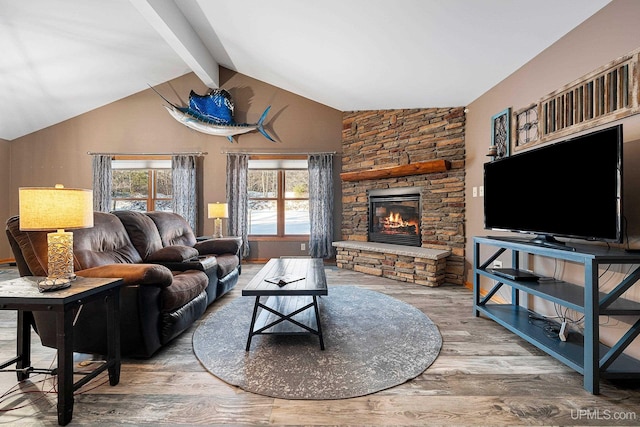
[{"x1": 340, "y1": 159, "x2": 450, "y2": 182}]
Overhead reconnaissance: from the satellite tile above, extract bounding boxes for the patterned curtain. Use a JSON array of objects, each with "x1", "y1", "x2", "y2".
[
  {"x1": 92, "y1": 155, "x2": 112, "y2": 212},
  {"x1": 308, "y1": 154, "x2": 334, "y2": 258},
  {"x1": 172, "y1": 155, "x2": 198, "y2": 231},
  {"x1": 226, "y1": 153, "x2": 250, "y2": 258}
]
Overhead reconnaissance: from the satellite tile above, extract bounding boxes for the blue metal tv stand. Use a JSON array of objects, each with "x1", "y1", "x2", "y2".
[{"x1": 473, "y1": 236, "x2": 640, "y2": 394}]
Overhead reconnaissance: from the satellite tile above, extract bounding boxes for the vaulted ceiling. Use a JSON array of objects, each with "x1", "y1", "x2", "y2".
[{"x1": 0, "y1": 0, "x2": 610, "y2": 140}]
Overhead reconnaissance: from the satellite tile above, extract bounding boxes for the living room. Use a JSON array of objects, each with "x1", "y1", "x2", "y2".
[{"x1": 2, "y1": 0, "x2": 640, "y2": 425}]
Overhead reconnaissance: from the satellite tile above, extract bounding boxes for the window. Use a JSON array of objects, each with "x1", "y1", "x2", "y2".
[
  {"x1": 248, "y1": 157, "x2": 309, "y2": 237},
  {"x1": 111, "y1": 157, "x2": 172, "y2": 212}
]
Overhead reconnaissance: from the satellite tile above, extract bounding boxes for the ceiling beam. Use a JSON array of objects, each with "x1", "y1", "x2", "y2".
[{"x1": 129, "y1": 0, "x2": 219, "y2": 87}]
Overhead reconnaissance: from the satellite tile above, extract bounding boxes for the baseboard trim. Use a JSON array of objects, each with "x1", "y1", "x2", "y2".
[{"x1": 463, "y1": 281, "x2": 508, "y2": 304}]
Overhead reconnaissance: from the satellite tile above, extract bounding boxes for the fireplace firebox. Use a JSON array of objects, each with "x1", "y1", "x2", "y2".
[{"x1": 368, "y1": 187, "x2": 422, "y2": 246}]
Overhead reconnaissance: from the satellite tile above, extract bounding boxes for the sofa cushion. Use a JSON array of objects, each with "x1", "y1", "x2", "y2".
[
  {"x1": 162, "y1": 270, "x2": 208, "y2": 312},
  {"x1": 195, "y1": 237, "x2": 242, "y2": 256},
  {"x1": 215, "y1": 254, "x2": 240, "y2": 278},
  {"x1": 6, "y1": 212, "x2": 143, "y2": 275},
  {"x1": 112, "y1": 210, "x2": 164, "y2": 260},
  {"x1": 147, "y1": 245, "x2": 199, "y2": 263},
  {"x1": 145, "y1": 211, "x2": 197, "y2": 248},
  {"x1": 78, "y1": 263, "x2": 173, "y2": 287},
  {"x1": 73, "y1": 212, "x2": 143, "y2": 269},
  {"x1": 5, "y1": 216, "x2": 49, "y2": 276}
]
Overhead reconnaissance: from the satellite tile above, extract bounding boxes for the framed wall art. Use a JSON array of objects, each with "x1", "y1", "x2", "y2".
[
  {"x1": 490, "y1": 108, "x2": 510, "y2": 159},
  {"x1": 513, "y1": 103, "x2": 539, "y2": 152}
]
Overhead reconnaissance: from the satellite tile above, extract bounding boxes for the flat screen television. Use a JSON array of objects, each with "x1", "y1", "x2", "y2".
[{"x1": 483, "y1": 124, "x2": 623, "y2": 247}]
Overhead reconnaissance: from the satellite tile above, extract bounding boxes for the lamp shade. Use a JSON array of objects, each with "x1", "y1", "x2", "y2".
[
  {"x1": 19, "y1": 185, "x2": 94, "y2": 231},
  {"x1": 208, "y1": 202, "x2": 229, "y2": 219}
]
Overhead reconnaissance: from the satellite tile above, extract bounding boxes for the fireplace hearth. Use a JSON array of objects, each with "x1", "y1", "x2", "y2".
[{"x1": 368, "y1": 187, "x2": 421, "y2": 247}]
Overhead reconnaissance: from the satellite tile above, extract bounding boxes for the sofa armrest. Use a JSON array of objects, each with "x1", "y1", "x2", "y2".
[
  {"x1": 195, "y1": 237, "x2": 242, "y2": 256},
  {"x1": 146, "y1": 245, "x2": 199, "y2": 263},
  {"x1": 77, "y1": 263, "x2": 173, "y2": 287}
]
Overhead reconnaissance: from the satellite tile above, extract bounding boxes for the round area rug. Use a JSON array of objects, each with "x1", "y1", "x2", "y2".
[{"x1": 193, "y1": 285, "x2": 442, "y2": 400}]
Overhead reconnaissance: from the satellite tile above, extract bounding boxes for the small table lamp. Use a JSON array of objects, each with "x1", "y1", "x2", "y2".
[
  {"x1": 19, "y1": 185, "x2": 94, "y2": 285},
  {"x1": 208, "y1": 202, "x2": 228, "y2": 238}
]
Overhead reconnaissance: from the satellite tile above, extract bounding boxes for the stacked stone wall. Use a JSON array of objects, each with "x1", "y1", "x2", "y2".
[
  {"x1": 335, "y1": 248, "x2": 447, "y2": 287},
  {"x1": 341, "y1": 107, "x2": 465, "y2": 285}
]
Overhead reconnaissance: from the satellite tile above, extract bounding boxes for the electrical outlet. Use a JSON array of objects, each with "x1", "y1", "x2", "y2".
[
  {"x1": 479, "y1": 186, "x2": 484, "y2": 197},
  {"x1": 300, "y1": 243, "x2": 306, "y2": 251},
  {"x1": 493, "y1": 260, "x2": 503, "y2": 268},
  {"x1": 472, "y1": 187, "x2": 478, "y2": 197}
]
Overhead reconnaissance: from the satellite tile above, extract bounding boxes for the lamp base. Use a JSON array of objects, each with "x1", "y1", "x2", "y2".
[
  {"x1": 213, "y1": 217, "x2": 223, "y2": 238},
  {"x1": 47, "y1": 230, "x2": 76, "y2": 281}
]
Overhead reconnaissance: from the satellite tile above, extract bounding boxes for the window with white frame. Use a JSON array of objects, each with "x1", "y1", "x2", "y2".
[
  {"x1": 111, "y1": 157, "x2": 172, "y2": 212},
  {"x1": 248, "y1": 157, "x2": 309, "y2": 237}
]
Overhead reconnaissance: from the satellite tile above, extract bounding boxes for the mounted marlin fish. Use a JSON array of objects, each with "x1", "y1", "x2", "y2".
[{"x1": 151, "y1": 86, "x2": 275, "y2": 143}]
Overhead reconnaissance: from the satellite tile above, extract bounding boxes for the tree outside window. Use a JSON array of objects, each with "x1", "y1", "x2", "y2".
[{"x1": 111, "y1": 157, "x2": 172, "y2": 212}]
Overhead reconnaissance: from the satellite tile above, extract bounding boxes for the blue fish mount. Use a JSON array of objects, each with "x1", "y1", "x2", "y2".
[{"x1": 151, "y1": 86, "x2": 275, "y2": 143}]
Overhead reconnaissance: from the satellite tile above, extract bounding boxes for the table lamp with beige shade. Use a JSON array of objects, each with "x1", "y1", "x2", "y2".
[
  {"x1": 19, "y1": 185, "x2": 94, "y2": 290},
  {"x1": 208, "y1": 202, "x2": 228, "y2": 238}
]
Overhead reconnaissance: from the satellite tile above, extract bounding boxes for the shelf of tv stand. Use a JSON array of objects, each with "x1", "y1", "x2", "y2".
[
  {"x1": 473, "y1": 236, "x2": 640, "y2": 394},
  {"x1": 476, "y1": 270, "x2": 640, "y2": 315},
  {"x1": 477, "y1": 304, "x2": 640, "y2": 379}
]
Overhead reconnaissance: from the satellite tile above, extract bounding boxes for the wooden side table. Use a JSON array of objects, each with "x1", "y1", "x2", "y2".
[{"x1": 0, "y1": 276, "x2": 123, "y2": 426}]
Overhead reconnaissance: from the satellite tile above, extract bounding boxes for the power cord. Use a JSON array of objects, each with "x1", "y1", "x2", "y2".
[
  {"x1": 527, "y1": 311, "x2": 565, "y2": 340},
  {"x1": 0, "y1": 355, "x2": 58, "y2": 416}
]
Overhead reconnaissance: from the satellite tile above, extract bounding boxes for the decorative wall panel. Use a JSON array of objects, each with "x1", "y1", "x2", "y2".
[{"x1": 512, "y1": 48, "x2": 640, "y2": 152}]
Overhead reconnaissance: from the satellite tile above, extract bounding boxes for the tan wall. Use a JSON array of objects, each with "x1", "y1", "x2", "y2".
[
  {"x1": 465, "y1": 0, "x2": 640, "y2": 358},
  {"x1": 6, "y1": 68, "x2": 343, "y2": 260},
  {"x1": 0, "y1": 138, "x2": 9, "y2": 259}
]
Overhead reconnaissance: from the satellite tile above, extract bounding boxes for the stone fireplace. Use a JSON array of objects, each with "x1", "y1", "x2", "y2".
[
  {"x1": 336, "y1": 107, "x2": 466, "y2": 286},
  {"x1": 368, "y1": 187, "x2": 421, "y2": 247}
]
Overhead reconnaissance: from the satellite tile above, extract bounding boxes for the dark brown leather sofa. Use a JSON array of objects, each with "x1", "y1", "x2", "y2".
[
  {"x1": 5, "y1": 211, "x2": 241, "y2": 358},
  {"x1": 114, "y1": 211, "x2": 241, "y2": 304}
]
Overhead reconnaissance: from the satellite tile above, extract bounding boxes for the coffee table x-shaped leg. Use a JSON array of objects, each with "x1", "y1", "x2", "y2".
[{"x1": 245, "y1": 295, "x2": 324, "y2": 351}]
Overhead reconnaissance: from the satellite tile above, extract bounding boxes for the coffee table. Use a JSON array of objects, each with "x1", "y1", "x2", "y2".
[
  {"x1": 243, "y1": 258, "x2": 328, "y2": 351},
  {"x1": 0, "y1": 276, "x2": 123, "y2": 426}
]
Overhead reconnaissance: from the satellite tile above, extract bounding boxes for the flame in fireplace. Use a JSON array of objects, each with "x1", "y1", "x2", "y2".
[
  {"x1": 381, "y1": 211, "x2": 419, "y2": 234},
  {"x1": 387, "y1": 211, "x2": 404, "y2": 226}
]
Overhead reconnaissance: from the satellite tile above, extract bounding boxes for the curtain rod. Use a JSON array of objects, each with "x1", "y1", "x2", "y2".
[
  {"x1": 221, "y1": 150, "x2": 337, "y2": 155},
  {"x1": 87, "y1": 151, "x2": 207, "y2": 156}
]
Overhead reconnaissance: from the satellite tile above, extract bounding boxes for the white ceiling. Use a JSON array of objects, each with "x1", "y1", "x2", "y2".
[{"x1": 0, "y1": 0, "x2": 611, "y2": 141}]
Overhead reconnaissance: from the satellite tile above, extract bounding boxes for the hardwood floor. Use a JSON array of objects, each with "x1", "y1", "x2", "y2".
[{"x1": 1, "y1": 263, "x2": 639, "y2": 426}]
